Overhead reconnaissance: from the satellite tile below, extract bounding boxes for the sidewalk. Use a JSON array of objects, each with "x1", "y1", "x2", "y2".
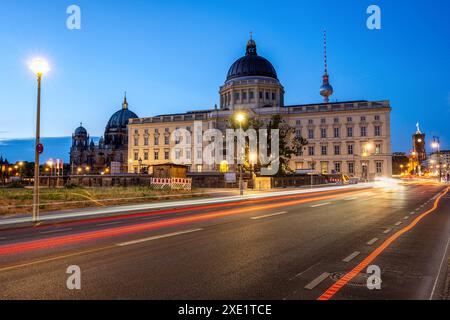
[{"x1": 0, "y1": 183, "x2": 373, "y2": 229}]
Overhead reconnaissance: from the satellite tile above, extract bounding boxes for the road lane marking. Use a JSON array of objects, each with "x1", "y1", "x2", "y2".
[
  {"x1": 383, "y1": 228, "x2": 392, "y2": 234},
  {"x1": 410, "y1": 212, "x2": 416, "y2": 215},
  {"x1": 117, "y1": 228, "x2": 203, "y2": 247},
  {"x1": 140, "y1": 216, "x2": 161, "y2": 221},
  {"x1": 289, "y1": 262, "x2": 321, "y2": 281},
  {"x1": 403, "y1": 216, "x2": 409, "y2": 220},
  {"x1": 395, "y1": 221, "x2": 402, "y2": 226},
  {"x1": 40, "y1": 228, "x2": 72, "y2": 235},
  {"x1": 366, "y1": 238, "x2": 379, "y2": 246},
  {"x1": 318, "y1": 187, "x2": 450, "y2": 301},
  {"x1": 251, "y1": 211, "x2": 288, "y2": 220},
  {"x1": 344, "y1": 197, "x2": 358, "y2": 201},
  {"x1": 342, "y1": 251, "x2": 360, "y2": 263},
  {"x1": 310, "y1": 202, "x2": 331, "y2": 208},
  {"x1": 305, "y1": 272, "x2": 330, "y2": 290},
  {"x1": 97, "y1": 221, "x2": 122, "y2": 227},
  {"x1": 430, "y1": 236, "x2": 450, "y2": 300}
]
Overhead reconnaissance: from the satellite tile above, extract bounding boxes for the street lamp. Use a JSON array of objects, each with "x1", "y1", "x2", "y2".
[
  {"x1": 30, "y1": 57, "x2": 49, "y2": 223},
  {"x1": 138, "y1": 158, "x2": 143, "y2": 174},
  {"x1": 431, "y1": 136, "x2": 442, "y2": 182},
  {"x1": 234, "y1": 112, "x2": 246, "y2": 196}
]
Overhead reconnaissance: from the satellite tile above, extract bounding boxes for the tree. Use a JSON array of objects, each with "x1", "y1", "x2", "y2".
[{"x1": 228, "y1": 113, "x2": 308, "y2": 176}]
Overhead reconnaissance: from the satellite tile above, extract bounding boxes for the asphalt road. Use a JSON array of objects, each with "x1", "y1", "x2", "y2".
[{"x1": 0, "y1": 181, "x2": 449, "y2": 300}]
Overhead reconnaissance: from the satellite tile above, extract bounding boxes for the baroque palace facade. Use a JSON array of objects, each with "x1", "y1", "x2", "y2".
[{"x1": 127, "y1": 36, "x2": 392, "y2": 180}]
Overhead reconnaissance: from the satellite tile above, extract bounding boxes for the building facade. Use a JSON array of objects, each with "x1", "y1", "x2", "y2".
[
  {"x1": 70, "y1": 95, "x2": 138, "y2": 174},
  {"x1": 128, "y1": 37, "x2": 392, "y2": 180}
]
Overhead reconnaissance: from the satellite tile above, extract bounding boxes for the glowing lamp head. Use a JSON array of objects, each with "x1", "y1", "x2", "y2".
[
  {"x1": 235, "y1": 112, "x2": 246, "y2": 124},
  {"x1": 249, "y1": 153, "x2": 257, "y2": 164},
  {"x1": 432, "y1": 142, "x2": 439, "y2": 149},
  {"x1": 30, "y1": 58, "x2": 50, "y2": 76}
]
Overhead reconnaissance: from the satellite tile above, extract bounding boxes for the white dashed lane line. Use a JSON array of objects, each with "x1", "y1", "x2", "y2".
[
  {"x1": 395, "y1": 221, "x2": 402, "y2": 226},
  {"x1": 404, "y1": 216, "x2": 409, "y2": 220},
  {"x1": 366, "y1": 238, "x2": 379, "y2": 246},
  {"x1": 117, "y1": 228, "x2": 203, "y2": 247},
  {"x1": 40, "y1": 228, "x2": 72, "y2": 235},
  {"x1": 97, "y1": 221, "x2": 122, "y2": 227},
  {"x1": 383, "y1": 228, "x2": 392, "y2": 234},
  {"x1": 344, "y1": 197, "x2": 358, "y2": 201},
  {"x1": 342, "y1": 251, "x2": 360, "y2": 263},
  {"x1": 310, "y1": 202, "x2": 331, "y2": 208},
  {"x1": 251, "y1": 211, "x2": 288, "y2": 220},
  {"x1": 304, "y1": 272, "x2": 330, "y2": 290}
]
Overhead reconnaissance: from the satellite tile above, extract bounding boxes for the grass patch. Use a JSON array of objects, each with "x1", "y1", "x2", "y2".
[{"x1": 0, "y1": 186, "x2": 205, "y2": 216}]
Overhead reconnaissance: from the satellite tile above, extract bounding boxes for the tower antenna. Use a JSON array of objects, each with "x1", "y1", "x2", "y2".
[{"x1": 320, "y1": 30, "x2": 334, "y2": 103}]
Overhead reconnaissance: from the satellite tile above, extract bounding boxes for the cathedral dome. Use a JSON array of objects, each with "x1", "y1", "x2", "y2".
[
  {"x1": 106, "y1": 95, "x2": 138, "y2": 130},
  {"x1": 74, "y1": 123, "x2": 87, "y2": 135},
  {"x1": 226, "y1": 37, "x2": 278, "y2": 81}
]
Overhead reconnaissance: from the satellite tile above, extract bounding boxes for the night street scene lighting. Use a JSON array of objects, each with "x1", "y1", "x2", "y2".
[{"x1": 0, "y1": 0, "x2": 449, "y2": 316}]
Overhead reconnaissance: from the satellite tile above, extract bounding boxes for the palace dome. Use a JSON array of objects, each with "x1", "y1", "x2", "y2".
[{"x1": 226, "y1": 37, "x2": 278, "y2": 81}]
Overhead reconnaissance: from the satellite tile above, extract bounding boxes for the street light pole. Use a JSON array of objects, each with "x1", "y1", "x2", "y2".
[
  {"x1": 30, "y1": 58, "x2": 49, "y2": 223},
  {"x1": 432, "y1": 136, "x2": 442, "y2": 182},
  {"x1": 32, "y1": 73, "x2": 42, "y2": 223}
]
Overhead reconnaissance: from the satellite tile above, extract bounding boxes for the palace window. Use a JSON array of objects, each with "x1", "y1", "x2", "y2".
[
  {"x1": 272, "y1": 92, "x2": 276, "y2": 100},
  {"x1": 361, "y1": 116, "x2": 366, "y2": 122},
  {"x1": 334, "y1": 162, "x2": 341, "y2": 173},
  {"x1": 308, "y1": 129, "x2": 314, "y2": 139},
  {"x1": 334, "y1": 127, "x2": 340, "y2": 138},
  {"x1": 334, "y1": 145, "x2": 341, "y2": 155},
  {"x1": 249, "y1": 91, "x2": 254, "y2": 100},
  {"x1": 308, "y1": 146, "x2": 315, "y2": 156},
  {"x1": 144, "y1": 137, "x2": 149, "y2": 146},
  {"x1": 242, "y1": 92, "x2": 247, "y2": 100},
  {"x1": 144, "y1": 152, "x2": 148, "y2": 160},
  {"x1": 321, "y1": 118, "x2": 326, "y2": 124},
  {"x1": 134, "y1": 152, "x2": 138, "y2": 161},
  {"x1": 347, "y1": 117, "x2": 353, "y2": 122},
  {"x1": 134, "y1": 138, "x2": 139, "y2": 146},
  {"x1": 375, "y1": 115, "x2": 380, "y2": 121},
  {"x1": 375, "y1": 144, "x2": 382, "y2": 155},
  {"x1": 154, "y1": 151, "x2": 159, "y2": 160},
  {"x1": 347, "y1": 127, "x2": 353, "y2": 137},
  {"x1": 348, "y1": 162, "x2": 355, "y2": 174},
  {"x1": 259, "y1": 91, "x2": 263, "y2": 99},
  {"x1": 376, "y1": 162, "x2": 383, "y2": 174},
  {"x1": 334, "y1": 117, "x2": 339, "y2": 123},
  {"x1": 164, "y1": 151, "x2": 170, "y2": 160},
  {"x1": 265, "y1": 92, "x2": 269, "y2": 100},
  {"x1": 321, "y1": 145, "x2": 327, "y2": 156},
  {"x1": 164, "y1": 136, "x2": 170, "y2": 145},
  {"x1": 295, "y1": 129, "x2": 301, "y2": 138},
  {"x1": 374, "y1": 125, "x2": 381, "y2": 136},
  {"x1": 347, "y1": 144, "x2": 354, "y2": 155},
  {"x1": 154, "y1": 136, "x2": 159, "y2": 145},
  {"x1": 296, "y1": 120, "x2": 301, "y2": 126},
  {"x1": 321, "y1": 128, "x2": 327, "y2": 139},
  {"x1": 308, "y1": 119, "x2": 314, "y2": 125},
  {"x1": 360, "y1": 126, "x2": 367, "y2": 137}
]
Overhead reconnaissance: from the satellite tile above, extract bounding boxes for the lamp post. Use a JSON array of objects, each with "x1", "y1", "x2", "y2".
[
  {"x1": 432, "y1": 136, "x2": 442, "y2": 182},
  {"x1": 30, "y1": 58, "x2": 49, "y2": 223},
  {"x1": 235, "y1": 112, "x2": 246, "y2": 196},
  {"x1": 138, "y1": 158, "x2": 143, "y2": 174}
]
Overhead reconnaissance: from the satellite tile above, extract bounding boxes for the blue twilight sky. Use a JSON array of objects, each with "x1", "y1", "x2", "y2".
[{"x1": 0, "y1": 0, "x2": 449, "y2": 161}]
